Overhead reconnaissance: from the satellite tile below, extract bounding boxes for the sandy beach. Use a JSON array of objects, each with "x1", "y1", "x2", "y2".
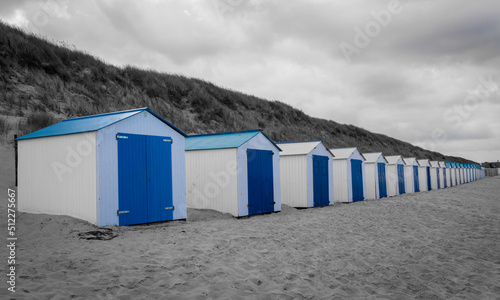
[{"x1": 1, "y1": 143, "x2": 499, "y2": 299}]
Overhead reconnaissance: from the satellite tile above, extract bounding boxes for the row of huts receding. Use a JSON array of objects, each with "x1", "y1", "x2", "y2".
[{"x1": 15, "y1": 108, "x2": 487, "y2": 226}]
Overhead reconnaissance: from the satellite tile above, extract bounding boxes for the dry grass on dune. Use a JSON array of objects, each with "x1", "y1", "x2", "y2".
[{"x1": 1, "y1": 171, "x2": 499, "y2": 299}]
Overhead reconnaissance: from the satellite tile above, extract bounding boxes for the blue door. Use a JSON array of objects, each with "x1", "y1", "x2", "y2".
[
  {"x1": 118, "y1": 133, "x2": 173, "y2": 226},
  {"x1": 413, "y1": 165, "x2": 420, "y2": 192},
  {"x1": 426, "y1": 167, "x2": 431, "y2": 191},
  {"x1": 351, "y1": 159, "x2": 364, "y2": 202},
  {"x1": 247, "y1": 149, "x2": 274, "y2": 215},
  {"x1": 397, "y1": 164, "x2": 405, "y2": 194},
  {"x1": 377, "y1": 163, "x2": 387, "y2": 198},
  {"x1": 436, "y1": 169, "x2": 441, "y2": 189},
  {"x1": 443, "y1": 168, "x2": 447, "y2": 188},
  {"x1": 146, "y1": 135, "x2": 174, "y2": 223},
  {"x1": 313, "y1": 155, "x2": 329, "y2": 207}
]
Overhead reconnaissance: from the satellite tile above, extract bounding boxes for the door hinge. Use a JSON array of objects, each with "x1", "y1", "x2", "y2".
[
  {"x1": 163, "y1": 138, "x2": 173, "y2": 143},
  {"x1": 117, "y1": 210, "x2": 130, "y2": 216},
  {"x1": 164, "y1": 206, "x2": 175, "y2": 210},
  {"x1": 116, "y1": 135, "x2": 128, "y2": 140}
]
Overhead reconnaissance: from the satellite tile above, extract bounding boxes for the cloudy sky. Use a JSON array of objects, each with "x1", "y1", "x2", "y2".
[{"x1": 1, "y1": 0, "x2": 499, "y2": 163}]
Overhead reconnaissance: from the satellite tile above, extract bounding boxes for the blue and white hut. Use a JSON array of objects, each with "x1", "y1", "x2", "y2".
[
  {"x1": 363, "y1": 153, "x2": 388, "y2": 200},
  {"x1": 185, "y1": 130, "x2": 281, "y2": 217},
  {"x1": 385, "y1": 155, "x2": 406, "y2": 197},
  {"x1": 16, "y1": 108, "x2": 187, "y2": 226},
  {"x1": 330, "y1": 147, "x2": 366, "y2": 202},
  {"x1": 277, "y1": 141, "x2": 334, "y2": 208},
  {"x1": 429, "y1": 161, "x2": 441, "y2": 190},
  {"x1": 438, "y1": 161, "x2": 447, "y2": 188},
  {"x1": 417, "y1": 159, "x2": 432, "y2": 191},
  {"x1": 403, "y1": 158, "x2": 420, "y2": 193}
]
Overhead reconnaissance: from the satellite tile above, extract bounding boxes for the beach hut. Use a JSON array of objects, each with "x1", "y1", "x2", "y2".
[
  {"x1": 330, "y1": 147, "x2": 366, "y2": 203},
  {"x1": 277, "y1": 141, "x2": 334, "y2": 208},
  {"x1": 452, "y1": 162, "x2": 459, "y2": 185},
  {"x1": 185, "y1": 130, "x2": 281, "y2": 217},
  {"x1": 459, "y1": 163, "x2": 465, "y2": 184},
  {"x1": 16, "y1": 108, "x2": 187, "y2": 226},
  {"x1": 445, "y1": 162, "x2": 453, "y2": 187},
  {"x1": 417, "y1": 159, "x2": 432, "y2": 191},
  {"x1": 403, "y1": 158, "x2": 420, "y2": 193},
  {"x1": 429, "y1": 161, "x2": 441, "y2": 190},
  {"x1": 438, "y1": 161, "x2": 447, "y2": 188},
  {"x1": 385, "y1": 155, "x2": 406, "y2": 197},
  {"x1": 363, "y1": 153, "x2": 388, "y2": 200}
]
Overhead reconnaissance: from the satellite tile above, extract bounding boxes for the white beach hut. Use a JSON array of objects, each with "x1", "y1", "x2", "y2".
[
  {"x1": 438, "y1": 161, "x2": 447, "y2": 188},
  {"x1": 445, "y1": 162, "x2": 453, "y2": 187},
  {"x1": 16, "y1": 108, "x2": 187, "y2": 226},
  {"x1": 417, "y1": 159, "x2": 432, "y2": 192},
  {"x1": 403, "y1": 158, "x2": 420, "y2": 193},
  {"x1": 277, "y1": 141, "x2": 334, "y2": 208},
  {"x1": 429, "y1": 161, "x2": 441, "y2": 190},
  {"x1": 185, "y1": 130, "x2": 281, "y2": 217},
  {"x1": 459, "y1": 163, "x2": 465, "y2": 184},
  {"x1": 330, "y1": 147, "x2": 366, "y2": 203},
  {"x1": 363, "y1": 153, "x2": 388, "y2": 200},
  {"x1": 452, "y1": 162, "x2": 460, "y2": 185},
  {"x1": 385, "y1": 155, "x2": 406, "y2": 197}
]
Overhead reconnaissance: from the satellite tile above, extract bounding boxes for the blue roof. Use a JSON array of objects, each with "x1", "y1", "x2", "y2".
[
  {"x1": 186, "y1": 130, "x2": 281, "y2": 151},
  {"x1": 16, "y1": 108, "x2": 187, "y2": 140}
]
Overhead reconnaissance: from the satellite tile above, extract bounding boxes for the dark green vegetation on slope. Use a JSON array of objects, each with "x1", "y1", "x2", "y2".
[{"x1": 0, "y1": 22, "x2": 474, "y2": 163}]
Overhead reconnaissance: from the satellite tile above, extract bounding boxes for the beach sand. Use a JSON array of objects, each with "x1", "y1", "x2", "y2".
[{"x1": 0, "y1": 143, "x2": 499, "y2": 299}]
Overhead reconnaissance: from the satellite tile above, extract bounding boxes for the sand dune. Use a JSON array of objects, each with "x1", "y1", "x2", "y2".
[{"x1": 0, "y1": 142, "x2": 499, "y2": 299}]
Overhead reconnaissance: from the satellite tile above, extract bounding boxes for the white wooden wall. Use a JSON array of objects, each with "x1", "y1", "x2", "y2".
[
  {"x1": 332, "y1": 159, "x2": 348, "y2": 202},
  {"x1": 18, "y1": 132, "x2": 97, "y2": 224},
  {"x1": 386, "y1": 163, "x2": 398, "y2": 197},
  {"x1": 280, "y1": 155, "x2": 308, "y2": 208},
  {"x1": 365, "y1": 163, "x2": 377, "y2": 200},
  {"x1": 418, "y1": 166, "x2": 429, "y2": 191},
  {"x1": 430, "y1": 166, "x2": 438, "y2": 190},
  {"x1": 404, "y1": 163, "x2": 417, "y2": 194},
  {"x1": 185, "y1": 148, "x2": 238, "y2": 216}
]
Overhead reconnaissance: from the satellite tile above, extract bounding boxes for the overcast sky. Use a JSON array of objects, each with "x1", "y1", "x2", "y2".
[{"x1": 1, "y1": 0, "x2": 499, "y2": 163}]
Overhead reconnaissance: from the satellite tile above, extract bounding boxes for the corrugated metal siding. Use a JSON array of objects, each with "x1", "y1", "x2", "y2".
[
  {"x1": 332, "y1": 159, "x2": 348, "y2": 202},
  {"x1": 18, "y1": 132, "x2": 97, "y2": 224},
  {"x1": 279, "y1": 155, "x2": 308, "y2": 207},
  {"x1": 237, "y1": 133, "x2": 281, "y2": 216},
  {"x1": 185, "y1": 148, "x2": 238, "y2": 216},
  {"x1": 97, "y1": 111, "x2": 186, "y2": 226},
  {"x1": 308, "y1": 144, "x2": 334, "y2": 205}
]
